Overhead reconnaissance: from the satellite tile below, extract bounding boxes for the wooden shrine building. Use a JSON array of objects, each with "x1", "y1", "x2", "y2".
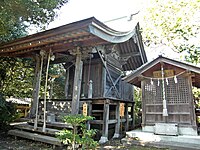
[
  {"x1": 124, "y1": 55, "x2": 200, "y2": 136},
  {"x1": 0, "y1": 17, "x2": 147, "y2": 144}
]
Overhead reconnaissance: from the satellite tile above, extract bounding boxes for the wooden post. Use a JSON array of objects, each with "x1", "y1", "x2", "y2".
[
  {"x1": 33, "y1": 51, "x2": 44, "y2": 130},
  {"x1": 130, "y1": 103, "x2": 135, "y2": 130},
  {"x1": 125, "y1": 103, "x2": 129, "y2": 131},
  {"x1": 71, "y1": 49, "x2": 83, "y2": 114},
  {"x1": 30, "y1": 54, "x2": 41, "y2": 117},
  {"x1": 131, "y1": 86, "x2": 135, "y2": 129},
  {"x1": 64, "y1": 69, "x2": 69, "y2": 98},
  {"x1": 102, "y1": 66, "x2": 106, "y2": 97},
  {"x1": 87, "y1": 102, "x2": 92, "y2": 130},
  {"x1": 141, "y1": 80, "x2": 146, "y2": 128},
  {"x1": 88, "y1": 80, "x2": 93, "y2": 98},
  {"x1": 113, "y1": 102, "x2": 120, "y2": 138},
  {"x1": 99, "y1": 99, "x2": 109, "y2": 144}
]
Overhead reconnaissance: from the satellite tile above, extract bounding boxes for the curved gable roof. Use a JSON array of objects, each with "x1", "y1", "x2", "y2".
[{"x1": 0, "y1": 17, "x2": 147, "y2": 70}]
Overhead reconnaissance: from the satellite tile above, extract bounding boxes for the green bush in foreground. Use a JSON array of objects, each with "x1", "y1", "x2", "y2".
[{"x1": 56, "y1": 114, "x2": 98, "y2": 150}]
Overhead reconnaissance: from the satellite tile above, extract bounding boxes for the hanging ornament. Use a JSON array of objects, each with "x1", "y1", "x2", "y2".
[
  {"x1": 174, "y1": 76, "x2": 177, "y2": 83},
  {"x1": 151, "y1": 78, "x2": 154, "y2": 85},
  {"x1": 166, "y1": 78, "x2": 169, "y2": 85},
  {"x1": 157, "y1": 79, "x2": 160, "y2": 86}
]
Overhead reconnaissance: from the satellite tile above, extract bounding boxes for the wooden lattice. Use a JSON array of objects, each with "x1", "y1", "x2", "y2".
[
  {"x1": 143, "y1": 76, "x2": 190, "y2": 104},
  {"x1": 166, "y1": 77, "x2": 190, "y2": 104}
]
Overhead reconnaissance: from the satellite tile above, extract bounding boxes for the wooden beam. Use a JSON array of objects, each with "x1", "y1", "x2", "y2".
[
  {"x1": 120, "y1": 52, "x2": 140, "y2": 58},
  {"x1": 8, "y1": 130, "x2": 62, "y2": 146},
  {"x1": 105, "y1": 74, "x2": 122, "y2": 96},
  {"x1": 71, "y1": 48, "x2": 83, "y2": 114},
  {"x1": 96, "y1": 48, "x2": 120, "y2": 98}
]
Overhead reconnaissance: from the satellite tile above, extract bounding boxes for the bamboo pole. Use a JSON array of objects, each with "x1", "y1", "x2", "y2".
[{"x1": 42, "y1": 50, "x2": 51, "y2": 132}]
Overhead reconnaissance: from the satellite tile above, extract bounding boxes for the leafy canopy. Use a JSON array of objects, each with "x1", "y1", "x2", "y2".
[
  {"x1": 0, "y1": 0, "x2": 68, "y2": 43},
  {"x1": 142, "y1": 0, "x2": 200, "y2": 63},
  {"x1": 0, "y1": 58, "x2": 34, "y2": 98},
  {"x1": 0, "y1": 0, "x2": 69, "y2": 98}
]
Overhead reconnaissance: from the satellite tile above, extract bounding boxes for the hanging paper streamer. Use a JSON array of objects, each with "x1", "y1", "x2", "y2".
[
  {"x1": 157, "y1": 79, "x2": 160, "y2": 86},
  {"x1": 151, "y1": 78, "x2": 154, "y2": 85},
  {"x1": 174, "y1": 76, "x2": 177, "y2": 83},
  {"x1": 166, "y1": 78, "x2": 169, "y2": 85}
]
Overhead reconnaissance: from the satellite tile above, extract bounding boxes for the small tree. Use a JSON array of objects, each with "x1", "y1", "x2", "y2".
[
  {"x1": 0, "y1": 93, "x2": 18, "y2": 130},
  {"x1": 56, "y1": 114, "x2": 98, "y2": 150}
]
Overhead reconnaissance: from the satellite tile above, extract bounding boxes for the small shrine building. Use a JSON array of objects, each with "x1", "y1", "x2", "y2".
[{"x1": 124, "y1": 55, "x2": 200, "y2": 136}]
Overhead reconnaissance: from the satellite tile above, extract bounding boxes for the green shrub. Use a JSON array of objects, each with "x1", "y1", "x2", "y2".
[
  {"x1": 0, "y1": 93, "x2": 18, "y2": 130},
  {"x1": 56, "y1": 114, "x2": 98, "y2": 150}
]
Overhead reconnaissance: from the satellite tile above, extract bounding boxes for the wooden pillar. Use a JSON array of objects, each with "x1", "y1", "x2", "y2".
[
  {"x1": 141, "y1": 80, "x2": 146, "y2": 128},
  {"x1": 129, "y1": 103, "x2": 135, "y2": 130},
  {"x1": 30, "y1": 53, "x2": 43, "y2": 118},
  {"x1": 71, "y1": 49, "x2": 83, "y2": 114},
  {"x1": 88, "y1": 80, "x2": 93, "y2": 98},
  {"x1": 99, "y1": 99, "x2": 109, "y2": 144},
  {"x1": 87, "y1": 102, "x2": 92, "y2": 130},
  {"x1": 30, "y1": 54, "x2": 40, "y2": 117},
  {"x1": 102, "y1": 65, "x2": 107, "y2": 97},
  {"x1": 125, "y1": 103, "x2": 129, "y2": 131},
  {"x1": 113, "y1": 101, "x2": 120, "y2": 138}
]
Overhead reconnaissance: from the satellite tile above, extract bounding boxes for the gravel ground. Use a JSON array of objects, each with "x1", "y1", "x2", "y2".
[{"x1": 0, "y1": 130, "x2": 166, "y2": 150}]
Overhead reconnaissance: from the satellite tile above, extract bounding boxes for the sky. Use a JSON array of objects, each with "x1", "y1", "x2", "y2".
[
  {"x1": 47, "y1": 0, "x2": 144, "y2": 31},
  {"x1": 41, "y1": 0, "x2": 183, "y2": 61}
]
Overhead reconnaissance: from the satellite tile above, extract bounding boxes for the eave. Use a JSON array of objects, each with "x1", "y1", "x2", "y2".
[
  {"x1": 123, "y1": 56, "x2": 200, "y2": 88},
  {"x1": 0, "y1": 17, "x2": 147, "y2": 71}
]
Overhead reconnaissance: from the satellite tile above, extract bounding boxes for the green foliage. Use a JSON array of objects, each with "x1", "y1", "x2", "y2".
[
  {"x1": 0, "y1": 57, "x2": 34, "y2": 98},
  {"x1": 0, "y1": 93, "x2": 18, "y2": 130},
  {"x1": 193, "y1": 87, "x2": 200, "y2": 108},
  {"x1": 56, "y1": 114, "x2": 98, "y2": 150},
  {"x1": 142, "y1": 0, "x2": 200, "y2": 63},
  {"x1": 0, "y1": 0, "x2": 68, "y2": 43},
  {"x1": 48, "y1": 64, "x2": 66, "y2": 99},
  {"x1": 134, "y1": 87, "x2": 142, "y2": 126}
]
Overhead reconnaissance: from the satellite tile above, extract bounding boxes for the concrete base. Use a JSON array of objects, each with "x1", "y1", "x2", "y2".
[
  {"x1": 142, "y1": 125, "x2": 154, "y2": 132},
  {"x1": 178, "y1": 126, "x2": 198, "y2": 136},
  {"x1": 142, "y1": 125, "x2": 198, "y2": 136},
  {"x1": 113, "y1": 133, "x2": 120, "y2": 139},
  {"x1": 99, "y1": 136, "x2": 108, "y2": 144},
  {"x1": 126, "y1": 130, "x2": 200, "y2": 146}
]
